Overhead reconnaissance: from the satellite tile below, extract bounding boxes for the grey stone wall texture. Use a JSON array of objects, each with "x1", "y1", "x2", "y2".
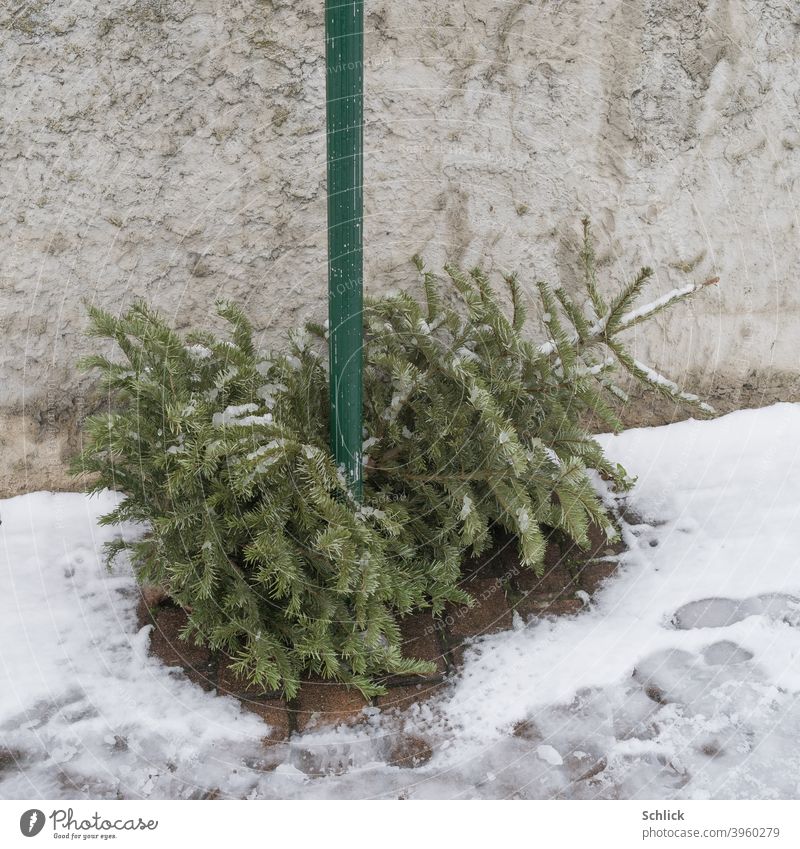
[{"x1": 2, "y1": 0, "x2": 799, "y2": 494}]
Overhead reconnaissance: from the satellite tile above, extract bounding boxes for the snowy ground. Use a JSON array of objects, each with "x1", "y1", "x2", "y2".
[{"x1": 3, "y1": 404, "x2": 800, "y2": 799}]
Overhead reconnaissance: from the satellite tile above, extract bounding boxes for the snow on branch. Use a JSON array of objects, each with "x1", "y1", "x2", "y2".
[
  {"x1": 631, "y1": 358, "x2": 716, "y2": 415},
  {"x1": 617, "y1": 276, "x2": 719, "y2": 332},
  {"x1": 531, "y1": 271, "x2": 720, "y2": 416}
]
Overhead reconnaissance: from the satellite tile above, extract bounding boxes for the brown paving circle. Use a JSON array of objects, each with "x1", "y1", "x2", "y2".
[{"x1": 137, "y1": 526, "x2": 625, "y2": 751}]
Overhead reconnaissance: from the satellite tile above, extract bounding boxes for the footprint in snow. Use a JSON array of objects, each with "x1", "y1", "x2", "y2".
[
  {"x1": 671, "y1": 593, "x2": 800, "y2": 630},
  {"x1": 702, "y1": 640, "x2": 754, "y2": 666}
]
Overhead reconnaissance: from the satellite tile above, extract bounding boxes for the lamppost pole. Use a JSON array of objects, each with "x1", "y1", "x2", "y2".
[{"x1": 325, "y1": 0, "x2": 364, "y2": 501}]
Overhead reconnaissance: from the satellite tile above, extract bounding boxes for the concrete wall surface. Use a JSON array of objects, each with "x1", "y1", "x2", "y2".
[{"x1": 2, "y1": 0, "x2": 799, "y2": 493}]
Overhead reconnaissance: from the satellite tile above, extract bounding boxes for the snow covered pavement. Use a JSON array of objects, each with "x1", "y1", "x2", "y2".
[{"x1": 2, "y1": 404, "x2": 800, "y2": 799}]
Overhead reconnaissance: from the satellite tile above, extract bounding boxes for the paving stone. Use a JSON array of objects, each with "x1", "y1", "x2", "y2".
[
  {"x1": 148, "y1": 607, "x2": 216, "y2": 691},
  {"x1": 136, "y1": 596, "x2": 155, "y2": 628},
  {"x1": 512, "y1": 718, "x2": 543, "y2": 742},
  {"x1": 217, "y1": 655, "x2": 281, "y2": 701},
  {"x1": 546, "y1": 597, "x2": 585, "y2": 616},
  {"x1": 445, "y1": 576, "x2": 514, "y2": 640},
  {"x1": 0, "y1": 747, "x2": 23, "y2": 775},
  {"x1": 239, "y1": 699, "x2": 292, "y2": 744},
  {"x1": 461, "y1": 530, "x2": 520, "y2": 581},
  {"x1": 385, "y1": 734, "x2": 434, "y2": 768},
  {"x1": 243, "y1": 742, "x2": 290, "y2": 773},
  {"x1": 293, "y1": 681, "x2": 370, "y2": 733},
  {"x1": 289, "y1": 741, "x2": 367, "y2": 777},
  {"x1": 396, "y1": 612, "x2": 447, "y2": 674},
  {"x1": 376, "y1": 680, "x2": 447, "y2": 713},
  {"x1": 140, "y1": 583, "x2": 169, "y2": 608},
  {"x1": 566, "y1": 753, "x2": 608, "y2": 782},
  {"x1": 514, "y1": 553, "x2": 574, "y2": 596},
  {"x1": 586, "y1": 522, "x2": 620, "y2": 559},
  {"x1": 576, "y1": 559, "x2": 619, "y2": 594},
  {"x1": 511, "y1": 577, "x2": 572, "y2": 610},
  {"x1": 447, "y1": 643, "x2": 469, "y2": 667},
  {"x1": 513, "y1": 591, "x2": 584, "y2": 620}
]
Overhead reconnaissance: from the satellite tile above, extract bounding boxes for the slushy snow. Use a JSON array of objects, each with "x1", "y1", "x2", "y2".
[{"x1": 2, "y1": 404, "x2": 800, "y2": 799}]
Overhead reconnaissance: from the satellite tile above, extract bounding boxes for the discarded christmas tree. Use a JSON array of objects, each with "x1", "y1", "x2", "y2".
[{"x1": 73, "y1": 221, "x2": 717, "y2": 696}]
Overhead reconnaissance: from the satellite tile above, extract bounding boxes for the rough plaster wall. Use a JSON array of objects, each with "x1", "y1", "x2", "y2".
[{"x1": 2, "y1": 0, "x2": 799, "y2": 494}]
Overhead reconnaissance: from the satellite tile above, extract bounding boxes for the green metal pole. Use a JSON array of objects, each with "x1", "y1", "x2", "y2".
[{"x1": 325, "y1": 0, "x2": 364, "y2": 501}]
